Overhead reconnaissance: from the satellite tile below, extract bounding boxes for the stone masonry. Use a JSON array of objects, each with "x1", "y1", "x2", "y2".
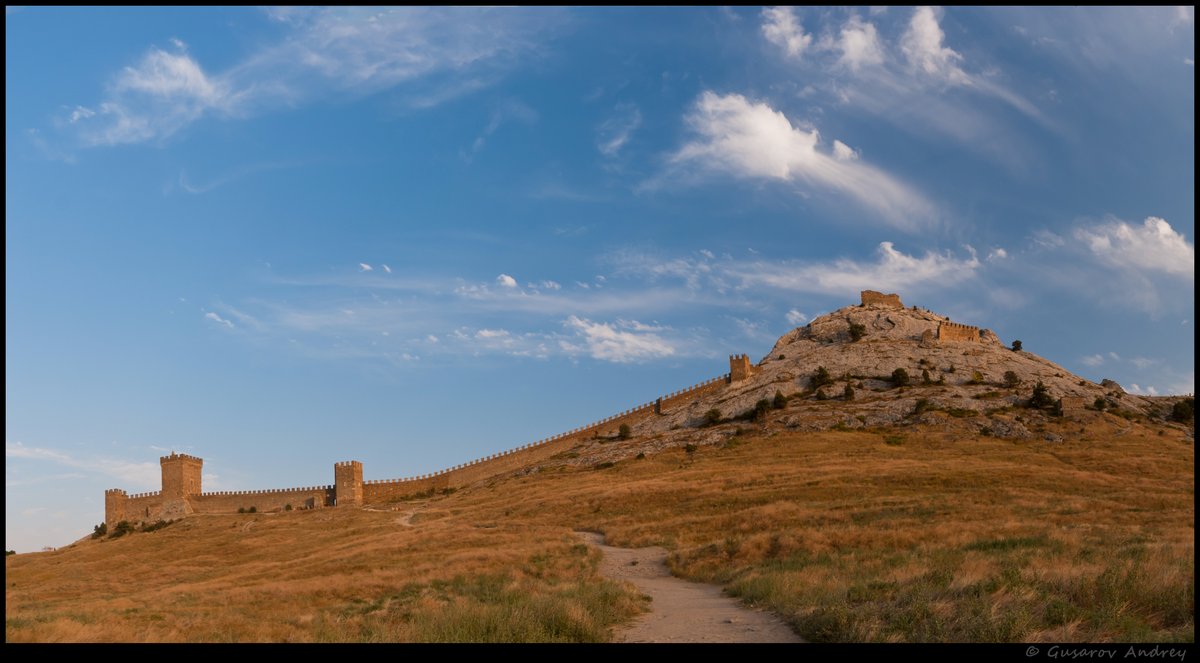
[{"x1": 860, "y1": 290, "x2": 904, "y2": 309}]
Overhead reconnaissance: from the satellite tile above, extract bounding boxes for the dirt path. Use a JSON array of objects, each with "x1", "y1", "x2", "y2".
[{"x1": 576, "y1": 532, "x2": 803, "y2": 643}]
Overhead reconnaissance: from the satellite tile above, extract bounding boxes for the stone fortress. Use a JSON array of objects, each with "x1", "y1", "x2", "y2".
[{"x1": 102, "y1": 291, "x2": 1001, "y2": 527}]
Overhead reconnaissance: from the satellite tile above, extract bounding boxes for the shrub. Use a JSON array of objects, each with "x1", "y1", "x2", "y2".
[
  {"x1": 593, "y1": 461, "x2": 616, "y2": 470},
  {"x1": 238, "y1": 507, "x2": 246, "y2": 514},
  {"x1": 754, "y1": 398, "x2": 771, "y2": 421},
  {"x1": 968, "y1": 370, "x2": 985, "y2": 385},
  {"x1": 1170, "y1": 397, "x2": 1194, "y2": 423},
  {"x1": 921, "y1": 369, "x2": 933, "y2": 385},
  {"x1": 843, "y1": 384, "x2": 855, "y2": 400},
  {"x1": 684, "y1": 443, "x2": 697, "y2": 454},
  {"x1": 1093, "y1": 397, "x2": 1107, "y2": 411},
  {"x1": 812, "y1": 366, "x2": 833, "y2": 389},
  {"x1": 773, "y1": 390, "x2": 788, "y2": 409},
  {"x1": 702, "y1": 408, "x2": 722, "y2": 427},
  {"x1": 635, "y1": 452, "x2": 646, "y2": 460},
  {"x1": 618, "y1": 423, "x2": 632, "y2": 440},
  {"x1": 1028, "y1": 381, "x2": 1054, "y2": 410},
  {"x1": 5, "y1": 550, "x2": 14, "y2": 556},
  {"x1": 891, "y1": 368, "x2": 910, "y2": 387},
  {"x1": 1003, "y1": 371, "x2": 1021, "y2": 388},
  {"x1": 108, "y1": 521, "x2": 135, "y2": 539},
  {"x1": 815, "y1": 388, "x2": 829, "y2": 401},
  {"x1": 1011, "y1": 339, "x2": 1023, "y2": 352},
  {"x1": 285, "y1": 503, "x2": 293, "y2": 511},
  {"x1": 91, "y1": 523, "x2": 108, "y2": 540},
  {"x1": 248, "y1": 506, "x2": 257, "y2": 514},
  {"x1": 883, "y1": 435, "x2": 905, "y2": 446},
  {"x1": 848, "y1": 322, "x2": 866, "y2": 342},
  {"x1": 913, "y1": 398, "x2": 932, "y2": 416}
]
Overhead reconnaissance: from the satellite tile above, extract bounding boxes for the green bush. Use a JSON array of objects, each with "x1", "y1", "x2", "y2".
[
  {"x1": 684, "y1": 443, "x2": 698, "y2": 454},
  {"x1": 913, "y1": 398, "x2": 932, "y2": 416},
  {"x1": 1093, "y1": 397, "x2": 1107, "y2": 411},
  {"x1": 238, "y1": 507, "x2": 246, "y2": 514},
  {"x1": 815, "y1": 388, "x2": 829, "y2": 401},
  {"x1": 108, "y1": 521, "x2": 135, "y2": 539},
  {"x1": 91, "y1": 522, "x2": 108, "y2": 539},
  {"x1": 921, "y1": 369, "x2": 933, "y2": 385},
  {"x1": 1170, "y1": 397, "x2": 1194, "y2": 423},
  {"x1": 843, "y1": 384, "x2": 855, "y2": 400},
  {"x1": 635, "y1": 452, "x2": 645, "y2": 460},
  {"x1": 773, "y1": 390, "x2": 788, "y2": 409},
  {"x1": 1011, "y1": 339, "x2": 1023, "y2": 352},
  {"x1": 848, "y1": 322, "x2": 866, "y2": 342},
  {"x1": 248, "y1": 506, "x2": 257, "y2": 514},
  {"x1": 812, "y1": 366, "x2": 833, "y2": 389},
  {"x1": 285, "y1": 503, "x2": 293, "y2": 511},
  {"x1": 5, "y1": 550, "x2": 14, "y2": 556},
  {"x1": 891, "y1": 368, "x2": 910, "y2": 387},
  {"x1": 968, "y1": 370, "x2": 985, "y2": 385},
  {"x1": 1003, "y1": 371, "x2": 1021, "y2": 388},
  {"x1": 1028, "y1": 381, "x2": 1054, "y2": 410},
  {"x1": 618, "y1": 423, "x2": 632, "y2": 440},
  {"x1": 754, "y1": 398, "x2": 771, "y2": 420},
  {"x1": 702, "y1": 408, "x2": 722, "y2": 427}
]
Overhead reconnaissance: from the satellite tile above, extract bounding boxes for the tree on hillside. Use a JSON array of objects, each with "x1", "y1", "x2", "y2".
[
  {"x1": 1028, "y1": 381, "x2": 1054, "y2": 410},
  {"x1": 1003, "y1": 371, "x2": 1021, "y2": 388},
  {"x1": 702, "y1": 408, "x2": 722, "y2": 427},
  {"x1": 1012, "y1": 340, "x2": 1023, "y2": 352},
  {"x1": 812, "y1": 366, "x2": 833, "y2": 389},
  {"x1": 773, "y1": 390, "x2": 788, "y2": 409},
  {"x1": 848, "y1": 322, "x2": 866, "y2": 342},
  {"x1": 892, "y1": 368, "x2": 910, "y2": 387},
  {"x1": 618, "y1": 423, "x2": 632, "y2": 440}
]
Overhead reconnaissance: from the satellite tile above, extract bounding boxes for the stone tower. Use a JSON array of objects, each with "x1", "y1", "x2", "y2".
[
  {"x1": 334, "y1": 460, "x2": 364, "y2": 507},
  {"x1": 160, "y1": 453, "x2": 203, "y2": 499},
  {"x1": 730, "y1": 354, "x2": 756, "y2": 382},
  {"x1": 105, "y1": 488, "x2": 129, "y2": 526}
]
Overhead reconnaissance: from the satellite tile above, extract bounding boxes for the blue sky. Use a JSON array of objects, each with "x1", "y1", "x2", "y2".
[{"x1": 5, "y1": 7, "x2": 1194, "y2": 552}]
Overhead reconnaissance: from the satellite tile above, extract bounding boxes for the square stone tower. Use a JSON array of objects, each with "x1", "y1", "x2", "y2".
[
  {"x1": 730, "y1": 354, "x2": 756, "y2": 382},
  {"x1": 160, "y1": 453, "x2": 203, "y2": 499},
  {"x1": 334, "y1": 460, "x2": 364, "y2": 507}
]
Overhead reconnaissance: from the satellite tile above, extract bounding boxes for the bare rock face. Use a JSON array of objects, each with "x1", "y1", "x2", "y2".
[{"x1": 630, "y1": 299, "x2": 1159, "y2": 440}]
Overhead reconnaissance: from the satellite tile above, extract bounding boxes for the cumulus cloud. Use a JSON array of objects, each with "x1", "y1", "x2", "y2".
[
  {"x1": 832, "y1": 139, "x2": 858, "y2": 161},
  {"x1": 668, "y1": 91, "x2": 932, "y2": 228},
  {"x1": 729, "y1": 241, "x2": 980, "y2": 296},
  {"x1": 901, "y1": 6, "x2": 969, "y2": 85},
  {"x1": 987, "y1": 248, "x2": 1008, "y2": 261},
  {"x1": 496, "y1": 273, "x2": 518, "y2": 288},
  {"x1": 786, "y1": 309, "x2": 809, "y2": 325},
  {"x1": 1074, "y1": 216, "x2": 1194, "y2": 278},
  {"x1": 762, "y1": 6, "x2": 812, "y2": 59},
  {"x1": 835, "y1": 15, "x2": 886, "y2": 71},
  {"x1": 564, "y1": 316, "x2": 676, "y2": 363}
]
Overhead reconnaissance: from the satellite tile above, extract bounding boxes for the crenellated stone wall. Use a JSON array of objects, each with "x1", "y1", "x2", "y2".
[
  {"x1": 937, "y1": 321, "x2": 980, "y2": 343},
  {"x1": 860, "y1": 290, "x2": 904, "y2": 309}
]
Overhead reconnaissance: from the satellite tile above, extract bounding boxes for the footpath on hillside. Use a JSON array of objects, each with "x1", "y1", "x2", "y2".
[{"x1": 576, "y1": 532, "x2": 803, "y2": 643}]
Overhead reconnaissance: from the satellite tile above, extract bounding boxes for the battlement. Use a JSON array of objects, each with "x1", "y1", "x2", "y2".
[
  {"x1": 730, "y1": 354, "x2": 757, "y2": 382},
  {"x1": 160, "y1": 452, "x2": 203, "y2": 464},
  {"x1": 105, "y1": 488, "x2": 127, "y2": 496},
  {"x1": 860, "y1": 290, "x2": 904, "y2": 309},
  {"x1": 937, "y1": 321, "x2": 980, "y2": 343}
]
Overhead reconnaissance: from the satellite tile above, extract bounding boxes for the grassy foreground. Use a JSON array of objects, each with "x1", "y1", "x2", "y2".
[{"x1": 6, "y1": 415, "x2": 1193, "y2": 642}]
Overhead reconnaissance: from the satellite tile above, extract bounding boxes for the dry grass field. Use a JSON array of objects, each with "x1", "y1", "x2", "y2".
[{"x1": 6, "y1": 413, "x2": 1193, "y2": 642}]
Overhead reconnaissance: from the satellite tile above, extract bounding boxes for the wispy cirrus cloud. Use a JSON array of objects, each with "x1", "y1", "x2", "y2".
[
  {"x1": 663, "y1": 91, "x2": 934, "y2": 229},
  {"x1": 6, "y1": 441, "x2": 160, "y2": 489},
  {"x1": 66, "y1": 8, "x2": 566, "y2": 146}
]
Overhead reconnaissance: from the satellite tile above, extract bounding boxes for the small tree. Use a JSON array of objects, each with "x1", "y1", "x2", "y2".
[
  {"x1": 618, "y1": 423, "x2": 632, "y2": 440},
  {"x1": 1011, "y1": 340, "x2": 1023, "y2": 352},
  {"x1": 702, "y1": 408, "x2": 722, "y2": 427},
  {"x1": 773, "y1": 390, "x2": 788, "y2": 409},
  {"x1": 968, "y1": 370, "x2": 985, "y2": 385},
  {"x1": 755, "y1": 398, "x2": 772, "y2": 421},
  {"x1": 238, "y1": 507, "x2": 246, "y2": 514},
  {"x1": 1170, "y1": 397, "x2": 1194, "y2": 423},
  {"x1": 815, "y1": 388, "x2": 829, "y2": 401},
  {"x1": 848, "y1": 322, "x2": 866, "y2": 342},
  {"x1": 248, "y1": 506, "x2": 257, "y2": 514},
  {"x1": 91, "y1": 522, "x2": 108, "y2": 540},
  {"x1": 1003, "y1": 371, "x2": 1021, "y2": 388},
  {"x1": 921, "y1": 369, "x2": 933, "y2": 385},
  {"x1": 892, "y1": 368, "x2": 910, "y2": 387},
  {"x1": 1093, "y1": 397, "x2": 1107, "y2": 411},
  {"x1": 843, "y1": 384, "x2": 855, "y2": 400},
  {"x1": 913, "y1": 398, "x2": 932, "y2": 416},
  {"x1": 1028, "y1": 381, "x2": 1054, "y2": 409},
  {"x1": 285, "y1": 503, "x2": 293, "y2": 511},
  {"x1": 812, "y1": 366, "x2": 833, "y2": 389}
]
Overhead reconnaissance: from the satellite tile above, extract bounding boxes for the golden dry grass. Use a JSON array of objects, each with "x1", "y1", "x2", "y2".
[{"x1": 6, "y1": 414, "x2": 1193, "y2": 642}]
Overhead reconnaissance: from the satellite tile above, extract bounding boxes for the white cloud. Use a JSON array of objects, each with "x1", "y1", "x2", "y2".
[
  {"x1": 987, "y1": 248, "x2": 1008, "y2": 261},
  {"x1": 496, "y1": 273, "x2": 518, "y2": 288},
  {"x1": 1074, "y1": 216, "x2": 1194, "y2": 278},
  {"x1": 835, "y1": 15, "x2": 885, "y2": 71},
  {"x1": 68, "y1": 106, "x2": 95, "y2": 123},
  {"x1": 204, "y1": 311, "x2": 234, "y2": 328},
  {"x1": 832, "y1": 139, "x2": 858, "y2": 161},
  {"x1": 68, "y1": 8, "x2": 562, "y2": 146},
  {"x1": 901, "y1": 6, "x2": 969, "y2": 85},
  {"x1": 668, "y1": 91, "x2": 932, "y2": 228},
  {"x1": 475, "y1": 328, "x2": 510, "y2": 339},
  {"x1": 596, "y1": 103, "x2": 642, "y2": 157},
  {"x1": 359, "y1": 263, "x2": 374, "y2": 272},
  {"x1": 6, "y1": 441, "x2": 160, "y2": 489},
  {"x1": 762, "y1": 7, "x2": 812, "y2": 59},
  {"x1": 564, "y1": 316, "x2": 676, "y2": 363},
  {"x1": 382, "y1": 264, "x2": 392, "y2": 273},
  {"x1": 1081, "y1": 354, "x2": 1105, "y2": 367},
  {"x1": 1128, "y1": 384, "x2": 1159, "y2": 396},
  {"x1": 786, "y1": 309, "x2": 809, "y2": 325},
  {"x1": 730, "y1": 241, "x2": 980, "y2": 296}
]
